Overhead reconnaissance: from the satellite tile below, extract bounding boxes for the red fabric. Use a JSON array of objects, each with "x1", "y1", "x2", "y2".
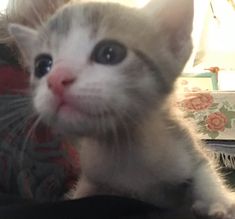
[
  {"x1": 0, "y1": 65, "x2": 29, "y2": 94},
  {"x1": 0, "y1": 64, "x2": 80, "y2": 200}
]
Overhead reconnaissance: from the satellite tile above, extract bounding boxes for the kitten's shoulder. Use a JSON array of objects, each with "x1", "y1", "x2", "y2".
[{"x1": 162, "y1": 94, "x2": 212, "y2": 162}]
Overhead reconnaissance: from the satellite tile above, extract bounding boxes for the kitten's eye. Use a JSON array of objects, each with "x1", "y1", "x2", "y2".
[
  {"x1": 91, "y1": 40, "x2": 127, "y2": 65},
  {"x1": 34, "y1": 54, "x2": 53, "y2": 78}
]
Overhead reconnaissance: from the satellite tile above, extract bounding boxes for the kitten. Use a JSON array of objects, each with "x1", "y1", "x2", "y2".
[{"x1": 8, "y1": 0, "x2": 235, "y2": 218}]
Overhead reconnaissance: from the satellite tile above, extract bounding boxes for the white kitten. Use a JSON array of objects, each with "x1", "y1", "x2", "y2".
[{"x1": 9, "y1": 0, "x2": 235, "y2": 218}]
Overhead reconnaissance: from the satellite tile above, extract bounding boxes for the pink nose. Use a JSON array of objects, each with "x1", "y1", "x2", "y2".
[{"x1": 47, "y1": 67, "x2": 76, "y2": 96}]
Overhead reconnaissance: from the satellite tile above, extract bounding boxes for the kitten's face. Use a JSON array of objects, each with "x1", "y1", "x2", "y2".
[{"x1": 9, "y1": 1, "x2": 193, "y2": 136}]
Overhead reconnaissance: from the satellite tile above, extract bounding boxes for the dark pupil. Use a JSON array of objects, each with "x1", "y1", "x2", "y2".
[
  {"x1": 34, "y1": 54, "x2": 53, "y2": 78},
  {"x1": 92, "y1": 40, "x2": 127, "y2": 65}
]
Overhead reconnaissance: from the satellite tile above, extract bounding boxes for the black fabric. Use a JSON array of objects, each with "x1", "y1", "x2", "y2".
[
  {"x1": 1, "y1": 195, "x2": 218, "y2": 219},
  {"x1": 0, "y1": 193, "x2": 32, "y2": 206},
  {"x1": 0, "y1": 195, "x2": 167, "y2": 219}
]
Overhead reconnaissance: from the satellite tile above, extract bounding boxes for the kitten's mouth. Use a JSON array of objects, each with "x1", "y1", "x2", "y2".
[
  {"x1": 56, "y1": 100, "x2": 87, "y2": 118},
  {"x1": 55, "y1": 97, "x2": 112, "y2": 119},
  {"x1": 58, "y1": 103, "x2": 78, "y2": 114}
]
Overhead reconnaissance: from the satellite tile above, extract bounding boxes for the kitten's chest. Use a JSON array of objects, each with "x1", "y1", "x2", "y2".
[
  {"x1": 79, "y1": 140, "x2": 152, "y2": 186},
  {"x1": 78, "y1": 138, "x2": 193, "y2": 197}
]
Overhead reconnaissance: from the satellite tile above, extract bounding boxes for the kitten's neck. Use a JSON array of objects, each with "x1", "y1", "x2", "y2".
[
  {"x1": 80, "y1": 105, "x2": 171, "y2": 153},
  {"x1": 77, "y1": 105, "x2": 182, "y2": 191}
]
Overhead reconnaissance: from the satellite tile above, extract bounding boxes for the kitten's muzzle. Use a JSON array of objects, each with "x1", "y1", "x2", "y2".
[{"x1": 47, "y1": 66, "x2": 76, "y2": 97}]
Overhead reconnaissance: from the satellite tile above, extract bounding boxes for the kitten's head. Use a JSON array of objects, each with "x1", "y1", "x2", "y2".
[{"x1": 9, "y1": 0, "x2": 193, "y2": 136}]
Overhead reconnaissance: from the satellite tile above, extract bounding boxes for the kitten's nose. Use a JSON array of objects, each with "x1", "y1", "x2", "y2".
[{"x1": 47, "y1": 67, "x2": 76, "y2": 96}]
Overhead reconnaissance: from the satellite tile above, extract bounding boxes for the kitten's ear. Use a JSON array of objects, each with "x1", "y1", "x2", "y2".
[
  {"x1": 8, "y1": 23, "x2": 38, "y2": 61},
  {"x1": 143, "y1": 0, "x2": 194, "y2": 56}
]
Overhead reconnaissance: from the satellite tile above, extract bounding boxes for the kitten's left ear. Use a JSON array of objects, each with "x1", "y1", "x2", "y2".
[
  {"x1": 143, "y1": 0, "x2": 194, "y2": 57},
  {"x1": 8, "y1": 23, "x2": 38, "y2": 62}
]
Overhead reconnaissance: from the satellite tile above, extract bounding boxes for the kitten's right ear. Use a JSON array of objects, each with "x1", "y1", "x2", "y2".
[
  {"x1": 143, "y1": 0, "x2": 193, "y2": 58},
  {"x1": 8, "y1": 23, "x2": 38, "y2": 61}
]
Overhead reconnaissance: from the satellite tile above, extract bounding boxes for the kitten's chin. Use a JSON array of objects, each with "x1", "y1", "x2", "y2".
[
  {"x1": 53, "y1": 119, "x2": 94, "y2": 136},
  {"x1": 49, "y1": 108, "x2": 92, "y2": 136},
  {"x1": 47, "y1": 115, "x2": 93, "y2": 136},
  {"x1": 42, "y1": 104, "x2": 112, "y2": 137}
]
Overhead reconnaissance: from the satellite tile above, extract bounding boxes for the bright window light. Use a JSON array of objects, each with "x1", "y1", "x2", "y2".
[{"x1": 0, "y1": 0, "x2": 9, "y2": 12}]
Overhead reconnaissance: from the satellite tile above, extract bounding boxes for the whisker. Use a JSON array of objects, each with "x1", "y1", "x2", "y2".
[
  {"x1": 96, "y1": 101, "x2": 123, "y2": 166},
  {"x1": 109, "y1": 113, "x2": 122, "y2": 168},
  {"x1": 0, "y1": 94, "x2": 30, "y2": 99},
  {"x1": 6, "y1": 88, "x2": 31, "y2": 94},
  {"x1": 0, "y1": 96, "x2": 31, "y2": 107},
  {"x1": 10, "y1": 112, "x2": 36, "y2": 134},
  {"x1": 0, "y1": 96, "x2": 31, "y2": 106},
  {"x1": 4, "y1": 113, "x2": 36, "y2": 147},
  {"x1": 19, "y1": 116, "x2": 42, "y2": 167},
  {"x1": 114, "y1": 109, "x2": 135, "y2": 156},
  {"x1": 0, "y1": 110, "x2": 34, "y2": 136},
  {"x1": 0, "y1": 113, "x2": 28, "y2": 129},
  {"x1": 0, "y1": 100, "x2": 30, "y2": 105},
  {"x1": 0, "y1": 102, "x2": 31, "y2": 111},
  {"x1": 96, "y1": 101, "x2": 105, "y2": 137},
  {"x1": 0, "y1": 109, "x2": 29, "y2": 122},
  {"x1": 0, "y1": 101, "x2": 31, "y2": 112},
  {"x1": 119, "y1": 107, "x2": 141, "y2": 128}
]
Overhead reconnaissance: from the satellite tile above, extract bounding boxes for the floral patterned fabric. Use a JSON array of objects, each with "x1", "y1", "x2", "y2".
[{"x1": 177, "y1": 92, "x2": 235, "y2": 140}]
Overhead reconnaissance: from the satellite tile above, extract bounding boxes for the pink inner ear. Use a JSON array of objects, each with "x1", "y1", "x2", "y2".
[
  {"x1": 161, "y1": 6, "x2": 193, "y2": 57},
  {"x1": 47, "y1": 66, "x2": 76, "y2": 97}
]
